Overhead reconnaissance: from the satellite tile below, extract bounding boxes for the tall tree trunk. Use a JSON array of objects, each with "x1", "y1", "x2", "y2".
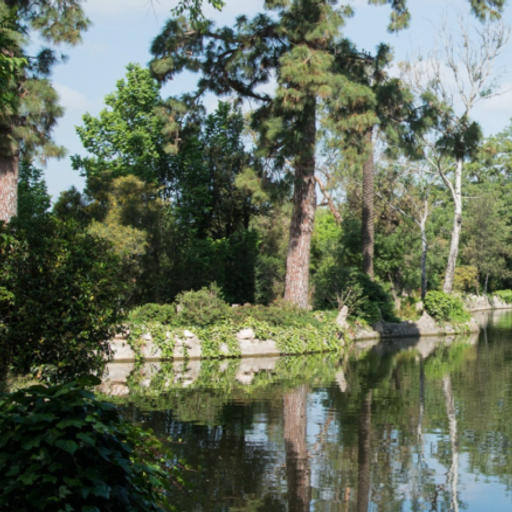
[
  {"x1": 443, "y1": 158, "x2": 463, "y2": 294},
  {"x1": 0, "y1": 153, "x2": 19, "y2": 223},
  {"x1": 362, "y1": 129, "x2": 374, "y2": 278},
  {"x1": 357, "y1": 389, "x2": 372, "y2": 512},
  {"x1": 420, "y1": 199, "x2": 429, "y2": 301},
  {"x1": 284, "y1": 385, "x2": 310, "y2": 512},
  {"x1": 284, "y1": 99, "x2": 316, "y2": 309}
]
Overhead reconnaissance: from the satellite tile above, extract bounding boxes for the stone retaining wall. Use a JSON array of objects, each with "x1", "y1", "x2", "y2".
[{"x1": 109, "y1": 311, "x2": 483, "y2": 363}]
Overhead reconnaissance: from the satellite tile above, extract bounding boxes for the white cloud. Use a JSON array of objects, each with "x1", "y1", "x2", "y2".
[{"x1": 55, "y1": 83, "x2": 92, "y2": 111}]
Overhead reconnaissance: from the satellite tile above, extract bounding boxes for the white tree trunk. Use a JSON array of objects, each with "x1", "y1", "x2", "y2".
[
  {"x1": 420, "y1": 199, "x2": 429, "y2": 301},
  {"x1": 443, "y1": 158, "x2": 463, "y2": 294}
]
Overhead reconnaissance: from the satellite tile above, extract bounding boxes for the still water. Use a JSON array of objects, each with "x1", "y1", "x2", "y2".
[{"x1": 116, "y1": 311, "x2": 512, "y2": 511}]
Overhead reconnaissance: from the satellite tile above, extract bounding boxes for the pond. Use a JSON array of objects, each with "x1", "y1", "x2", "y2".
[{"x1": 109, "y1": 310, "x2": 512, "y2": 511}]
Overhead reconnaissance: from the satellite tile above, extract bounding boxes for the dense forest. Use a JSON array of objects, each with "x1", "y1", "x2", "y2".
[{"x1": 1, "y1": 0, "x2": 512, "y2": 509}]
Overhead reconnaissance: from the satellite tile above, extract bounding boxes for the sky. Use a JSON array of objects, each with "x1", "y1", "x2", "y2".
[{"x1": 41, "y1": 0, "x2": 512, "y2": 200}]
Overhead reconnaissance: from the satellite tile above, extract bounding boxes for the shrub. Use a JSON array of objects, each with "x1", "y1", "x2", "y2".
[
  {"x1": 175, "y1": 283, "x2": 230, "y2": 327},
  {"x1": 494, "y1": 290, "x2": 512, "y2": 304},
  {"x1": 453, "y1": 265, "x2": 478, "y2": 293},
  {"x1": 129, "y1": 303, "x2": 177, "y2": 325},
  {"x1": 230, "y1": 300, "x2": 321, "y2": 328},
  {"x1": 314, "y1": 266, "x2": 396, "y2": 324},
  {"x1": 0, "y1": 378, "x2": 174, "y2": 511},
  {"x1": 0, "y1": 217, "x2": 126, "y2": 381},
  {"x1": 424, "y1": 290, "x2": 470, "y2": 323}
]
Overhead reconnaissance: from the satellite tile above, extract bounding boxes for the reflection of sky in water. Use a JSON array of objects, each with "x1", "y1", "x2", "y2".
[{"x1": 242, "y1": 387, "x2": 512, "y2": 511}]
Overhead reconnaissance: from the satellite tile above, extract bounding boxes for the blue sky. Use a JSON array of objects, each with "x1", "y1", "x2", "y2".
[{"x1": 43, "y1": 0, "x2": 512, "y2": 200}]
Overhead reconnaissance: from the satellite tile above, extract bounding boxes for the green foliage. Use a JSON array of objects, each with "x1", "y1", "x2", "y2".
[
  {"x1": 0, "y1": 1, "x2": 89, "y2": 160},
  {"x1": 461, "y1": 186, "x2": 511, "y2": 291},
  {"x1": 17, "y1": 160, "x2": 51, "y2": 222},
  {"x1": 494, "y1": 290, "x2": 512, "y2": 304},
  {"x1": 196, "y1": 321, "x2": 241, "y2": 358},
  {"x1": 453, "y1": 265, "x2": 479, "y2": 293},
  {"x1": 175, "y1": 284, "x2": 230, "y2": 327},
  {"x1": 125, "y1": 299, "x2": 344, "y2": 360},
  {"x1": 129, "y1": 303, "x2": 177, "y2": 326},
  {"x1": 172, "y1": 0, "x2": 225, "y2": 20},
  {"x1": 73, "y1": 63, "x2": 176, "y2": 190},
  {"x1": 424, "y1": 290, "x2": 471, "y2": 324},
  {"x1": 0, "y1": 378, "x2": 173, "y2": 511},
  {"x1": 314, "y1": 263, "x2": 396, "y2": 324},
  {"x1": 0, "y1": 216, "x2": 126, "y2": 381}
]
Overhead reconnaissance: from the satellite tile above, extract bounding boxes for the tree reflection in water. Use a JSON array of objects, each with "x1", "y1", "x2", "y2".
[{"x1": 116, "y1": 311, "x2": 512, "y2": 511}]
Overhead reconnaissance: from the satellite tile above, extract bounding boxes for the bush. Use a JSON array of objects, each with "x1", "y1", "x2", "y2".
[
  {"x1": 129, "y1": 303, "x2": 177, "y2": 325},
  {"x1": 314, "y1": 265, "x2": 396, "y2": 324},
  {"x1": 453, "y1": 265, "x2": 478, "y2": 293},
  {"x1": 0, "y1": 217, "x2": 126, "y2": 381},
  {"x1": 175, "y1": 283, "x2": 230, "y2": 327},
  {"x1": 424, "y1": 290, "x2": 470, "y2": 323},
  {"x1": 230, "y1": 300, "x2": 325, "y2": 328},
  {"x1": 0, "y1": 379, "x2": 173, "y2": 511},
  {"x1": 494, "y1": 290, "x2": 512, "y2": 304}
]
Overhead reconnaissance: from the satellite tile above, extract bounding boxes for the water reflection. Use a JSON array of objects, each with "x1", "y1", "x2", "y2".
[{"x1": 113, "y1": 310, "x2": 512, "y2": 511}]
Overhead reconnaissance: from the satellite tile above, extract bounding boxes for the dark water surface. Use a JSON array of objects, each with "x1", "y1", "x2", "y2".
[{"x1": 119, "y1": 311, "x2": 512, "y2": 511}]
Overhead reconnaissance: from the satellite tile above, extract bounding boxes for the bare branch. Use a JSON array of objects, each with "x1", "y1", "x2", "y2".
[{"x1": 314, "y1": 175, "x2": 342, "y2": 225}]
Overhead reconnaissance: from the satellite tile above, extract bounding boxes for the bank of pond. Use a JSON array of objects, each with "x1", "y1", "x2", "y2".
[{"x1": 109, "y1": 291, "x2": 511, "y2": 367}]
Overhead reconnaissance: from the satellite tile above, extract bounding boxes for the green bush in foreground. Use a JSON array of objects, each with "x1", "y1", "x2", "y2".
[
  {"x1": 424, "y1": 290, "x2": 470, "y2": 324},
  {"x1": 0, "y1": 379, "x2": 175, "y2": 512},
  {"x1": 494, "y1": 290, "x2": 512, "y2": 304}
]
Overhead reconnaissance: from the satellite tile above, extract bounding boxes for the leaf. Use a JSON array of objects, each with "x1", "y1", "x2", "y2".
[
  {"x1": 56, "y1": 418, "x2": 85, "y2": 430},
  {"x1": 91, "y1": 481, "x2": 111, "y2": 499},
  {"x1": 76, "y1": 432, "x2": 96, "y2": 446},
  {"x1": 54, "y1": 440, "x2": 79, "y2": 454}
]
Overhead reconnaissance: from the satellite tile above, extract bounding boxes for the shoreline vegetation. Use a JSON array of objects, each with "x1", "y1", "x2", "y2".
[{"x1": 111, "y1": 288, "x2": 512, "y2": 364}]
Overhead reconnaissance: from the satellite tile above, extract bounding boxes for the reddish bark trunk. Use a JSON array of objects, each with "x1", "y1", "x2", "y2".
[
  {"x1": 362, "y1": 130, "x2": 374, "y2": 278},
  {"x1": 284, "y1": 385, "x2": 310, "y2": 512},
  {"x1": 284, "y1": 100, "x2": 316, "y2": 309},
  {"x1": 0, "y1": 153, "x2": 19, "y2": 223}
]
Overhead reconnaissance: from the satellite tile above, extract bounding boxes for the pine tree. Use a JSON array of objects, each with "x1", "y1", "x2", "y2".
[
  {"x1": 151, "y1": 1, "x2": 380, "y2": 308},
  {"x1": 0, "y1": 0, "x2": 89, "y2": 223},
  {"x1": 150, "y1": 0, "x2": 505, "y2": 307}
]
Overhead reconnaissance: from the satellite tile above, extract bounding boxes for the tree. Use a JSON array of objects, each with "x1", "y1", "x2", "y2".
[
  {"x1": 402, "y1": 17, "x2": 509, "y2": 293},
  {"x1": 150, "y1": 1, "x2": 400, "y2": 308},
  {"x1": 463, "y1": 188, "x2": 511, "y2": 292},
  {"x1": 171, "y1": 0, "x2": 224, "y2": 19},
  {"x1": 150, "y1": 0, "x2": 505, "y2": 307},
  {"x1": 0, "y1": 0, "x2": 89, "y2": 223},
  {"x1": 0, "y1": 216, "x2": 125, "y2": 381},
  {"x1": 73, "y1": 63, "x2": 178, "y2": 194}
]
